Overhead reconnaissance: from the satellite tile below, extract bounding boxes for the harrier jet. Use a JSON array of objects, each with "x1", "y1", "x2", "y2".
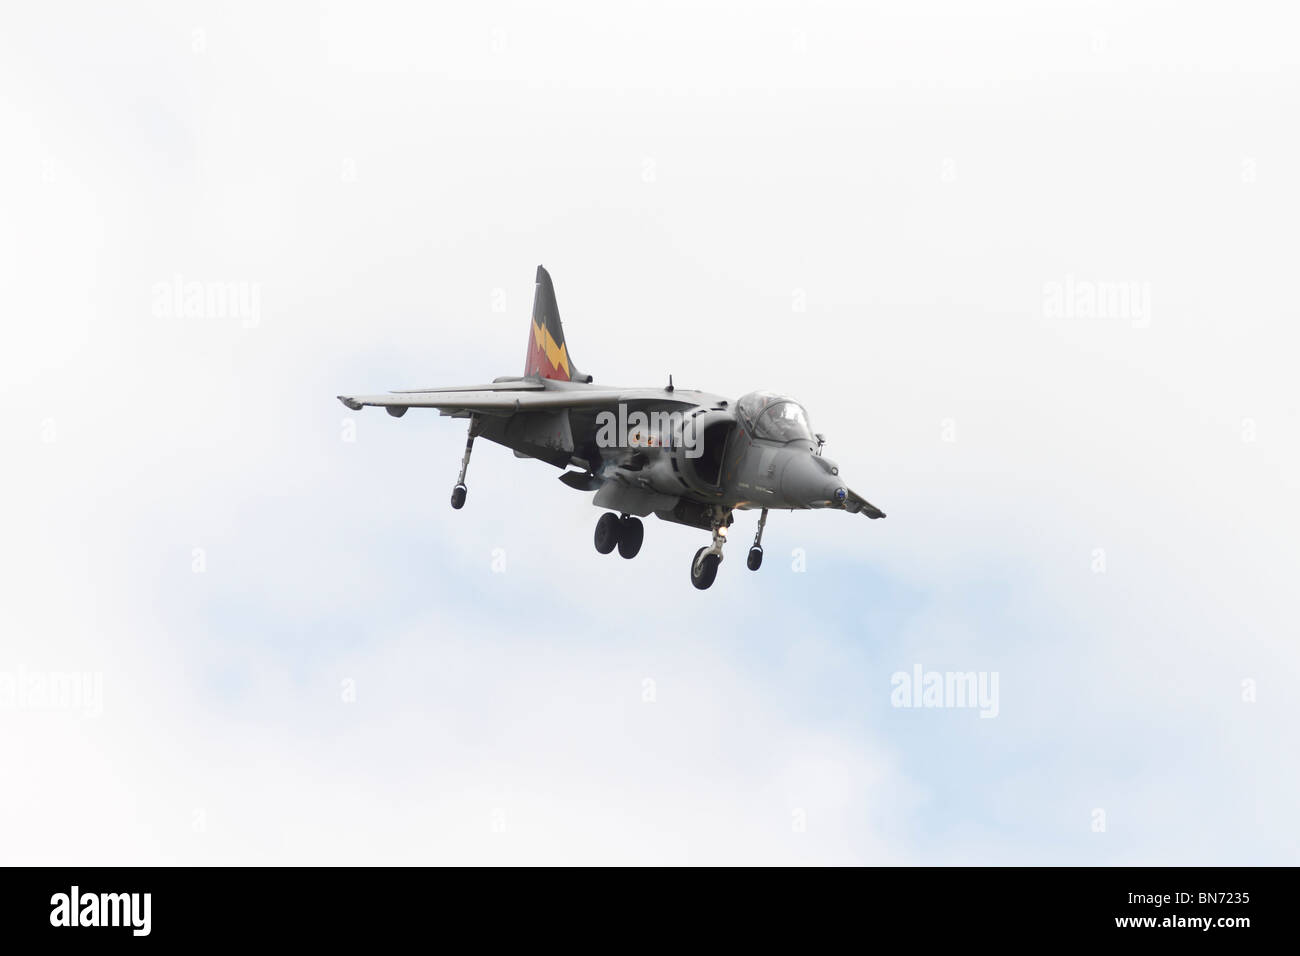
[{"x1": 339, "y1": 266, "x2": 886, "y2": 589}]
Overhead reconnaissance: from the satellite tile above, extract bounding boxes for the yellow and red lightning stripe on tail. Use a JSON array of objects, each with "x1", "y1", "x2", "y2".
[
  {"x1": 523, "y1": 264, "x2": 583, "y2": 382},
  {"x1": 525, "y1": 317, "x2": 571, "y2": 380}
]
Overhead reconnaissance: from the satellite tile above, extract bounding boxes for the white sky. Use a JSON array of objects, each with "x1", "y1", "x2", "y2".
[{"x1": 1, "y1": 1, "x2": 1297, "y2": 864}]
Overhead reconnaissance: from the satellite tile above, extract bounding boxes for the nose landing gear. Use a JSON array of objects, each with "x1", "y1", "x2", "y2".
[
  {"x1": 691, "y1": 548, "x2": 720, "y2": 589},
  {"x1": 690, "y1": 508, "x2": 733, "y2": 590}
]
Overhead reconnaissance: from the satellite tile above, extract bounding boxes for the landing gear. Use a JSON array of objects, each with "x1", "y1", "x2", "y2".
[
  {"x1": 450, "y1": 419, "x2": 479, "y2": 510},
  {"x1": 617, "y1": 516, "x2": 644, "y2": 559},
  {"x1": 594, "y1": 513, "x2": 620, "y2": 554},
  {"x1": 747, "y1": 508, "x2": 768, "y2": 571},
  {"x1": 690, "y1": 508, "x2": 732, "y2": 590},
  {"x1": 593, "y1": 513, "x2": 646, "y2": 557},
  {"x1": 691, "y1": 548, "x2": 720, "y2": 589},
  {"x1": 594, "y1": 513, "x2": 646, "y2": 557}
]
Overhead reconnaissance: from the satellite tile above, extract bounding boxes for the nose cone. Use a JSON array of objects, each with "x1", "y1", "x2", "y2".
[{"x1": 779, "y1": 453, "x2": 846, "y2": 509}]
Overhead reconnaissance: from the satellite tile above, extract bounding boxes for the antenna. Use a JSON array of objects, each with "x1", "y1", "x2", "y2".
[{"x1": 666, "y1": 374, "x2": 674, "y2": 393}]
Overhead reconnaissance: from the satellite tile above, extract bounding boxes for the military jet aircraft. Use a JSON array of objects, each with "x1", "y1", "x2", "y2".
[{"x1": 339, "y1": 266, "x2": 885, "y2": 589}]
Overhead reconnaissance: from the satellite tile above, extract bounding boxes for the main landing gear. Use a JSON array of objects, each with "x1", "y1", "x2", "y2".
[
  {"x1": 690, "y1": 508, "x2": 733, "y2": 590},
  {"x1": 591, "y1": 507, "x2": 758, "y2": 588},
  {"x1": 450, "y1": 419, "x2": 479, "y2": 510},
  {"x1": 594, "y1": 513, "x2": 644, "y2": 559}
]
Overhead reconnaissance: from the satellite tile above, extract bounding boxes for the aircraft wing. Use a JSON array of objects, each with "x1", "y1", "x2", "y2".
[
  {"x1": 337, "y1": 383, "x2": 705, "y2": 418},
  {"x1": 843, "y1": 487, "x2": 886, "y2": 519}
]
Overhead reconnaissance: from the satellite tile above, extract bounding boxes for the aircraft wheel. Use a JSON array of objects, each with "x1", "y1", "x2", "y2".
[
  {"x1": 690, "y1": 547, "x2": 721, "y2": 590},
  {"x1": 450, "y1": 484, "x2": 467, "y2": 510},
  {"x1": 594, "y1": 512, "x2": 621, "y2": 554},
  {"x1": 617, "y1": 517, "x2": 644, "y2": 559},
  {"x1": 747, "y1": 546, "x2": 763, "y2": 571}
]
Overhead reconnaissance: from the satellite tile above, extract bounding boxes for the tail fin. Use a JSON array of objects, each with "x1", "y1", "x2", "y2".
[{"x1": 524, "y1": 265, "x2": 588, "y2": 382}]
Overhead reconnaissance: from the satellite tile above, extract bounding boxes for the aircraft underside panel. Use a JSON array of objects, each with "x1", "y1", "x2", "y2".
[
  {"x1": 480, "y1": 411, "x2": 574, "y2": 468},
  {"x1": 592, "y1": 482, "x2": 679, "y2": 518},
  {"x1": 654, "y1": 498, "x2": 726, "y2": 531}
]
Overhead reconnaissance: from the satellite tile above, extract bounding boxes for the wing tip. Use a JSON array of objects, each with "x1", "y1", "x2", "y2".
[{"x1": 338, "y1": 395, "x2": 363, "y2": 411}]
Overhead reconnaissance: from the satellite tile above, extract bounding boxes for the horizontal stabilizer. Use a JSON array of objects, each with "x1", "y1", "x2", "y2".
[
  {"x1": 558, "y1": 471, "x2": 601, "y2": 492},
  {"x1": 844, "y1": 488, "x2": 886, "y2": 519}
]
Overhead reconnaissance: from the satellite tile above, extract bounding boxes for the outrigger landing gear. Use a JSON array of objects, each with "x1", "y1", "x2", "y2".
[
  {"x1": 450, "y1": 419, "x2": 479, "y2": 510},
  {"x1": 690, "y1": 508, "x2": 733, "y2": 590},
  {"x1": 747, "y1": 508, "x2": 768, "y2": 571}
]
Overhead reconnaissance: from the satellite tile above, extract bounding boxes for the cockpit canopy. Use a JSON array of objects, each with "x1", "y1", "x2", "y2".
[{"x1": 737, "y1": 391, "x2": 814, "y2": 443}]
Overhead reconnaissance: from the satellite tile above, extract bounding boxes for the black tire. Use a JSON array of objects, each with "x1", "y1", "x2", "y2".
[
  {"x1": 690, "y1": 547, "x2": 721, "y2": 590},
  {"x1": 747, "y1": 546, "x2": 763, "y2": 571},
  {"x1": 594, "y1": 512, "x2": 621, "y2": 554},
  {"x1": 450, "y1": 484, "x2": 467, "y2": 510},
  {"x1": 617, "y1": 517, "x2": 644, "y2": 559}
]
